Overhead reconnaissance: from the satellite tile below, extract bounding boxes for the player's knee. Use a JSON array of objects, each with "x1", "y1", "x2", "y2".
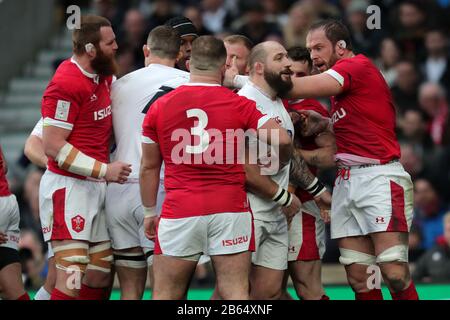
[
  {"x1": 339, "y1": 248, "x2": 376, "y2": 266},
  {"x1": 84, "y1": 242, "x2": 113, "y2": 287},
  {"x1": 113, "y1": 250, "x2": 147, "y2": 270},
  {"x1": 376, "y1": 245, "x2": 408, "y2": 264},
  {"x1": 53, "y1": 242, "x2": 90, "y2": 276},
  {"x1": 339, "y1": 248, "x2": 377, "y2": 292},
  {"x1": 383, "y1": 272, "x2": 408, "y2": 292}
]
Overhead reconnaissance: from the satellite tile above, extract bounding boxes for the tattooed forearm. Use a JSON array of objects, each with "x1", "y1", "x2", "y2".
[{"x1": 289, "y1": 149, "x2": 316, "y2": 189}]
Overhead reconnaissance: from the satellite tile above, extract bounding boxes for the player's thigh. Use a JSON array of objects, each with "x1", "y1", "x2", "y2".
[
  {"x1": 211, "y1": 251, "x2": 251, "y2": 289},
  {"x1": 156, "y1": 216, "x2": 205, "y2": 257},
  {"x1": 152, "y1": 254, "x2": 197, "y2": 299},
  {"x1": 252, "y1": 220, "x2": 288, "y2": 271},
  {"x1": 289, "y1": 259, "x2": 322, "y2": 285},
  {"x1": 352, "y1": 164, "x2": 414, "y2": 236},
  {"x1": 106, "y1": 183, "x2": 143, "y2": 250},
  {"x1": 40, "y1": 172, "x2": 108, "y2": 242},
  {"x1": 0, "y1": 262, "x2": 24, "y2": 299},
  {"x1": 288, "y1": 205, "x2": 325, "y2": 262}
]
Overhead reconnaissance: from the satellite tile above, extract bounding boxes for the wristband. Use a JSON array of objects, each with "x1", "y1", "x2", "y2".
[
  {"x1": 305, "y1": 177, "x2": 327, "y2": 197},
  {"x1": 143, "y1": 206, "x2": 157, "y2": 218},
  {"x1": 272, "y1": 186, "x2": 293, "y2": 207}
]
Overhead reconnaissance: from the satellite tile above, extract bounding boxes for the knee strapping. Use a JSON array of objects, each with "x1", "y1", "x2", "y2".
[
  {"x1": 113, "y1": 251, "x2": 147, "y2": 269},
  {"x1": 53, "y1": 243, "x2": 89, "y2": 273},
  {"x1": 87, "y1": 242, "x2": 113, "y2": 273},
  {"x1": 376, "y1": 245, "x2": 408, "y2": 264},
  {"x1": 339, "y1": 248, "x2": 376, "y2": 266}
]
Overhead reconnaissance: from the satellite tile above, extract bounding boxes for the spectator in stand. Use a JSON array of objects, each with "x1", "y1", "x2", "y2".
[
  {"x1": 116, "y1": 9, "x2": 147, "y2": 70},
  {"x1": 393, "y1": 0, "x2": 427, "y2": 61},
  {"x1": 234, "y1": 0, "x2": 282, "y2": 45},
  {"x1": 147, "y1": 0, "x2": 177, "y2": 32},
  {"x1": 418, "y1": 82, "x2": 449, "y2": 145},
  {"x1": 282, "y1": 2, "x2": 317, "y2": 48},
  {"x1": 115, "y1": 44, "x2": 136, "y2": 78},
  {"x1": 413, "y1": 212, "x2": 450, "y2": 283},
  {"x1": 345, "y1": 0, "x2": 384, "y2": 57},
  {"x1": 413, "y1": 177, "x2": 449, "y2": 250},
  {"x1": 201, "y1": 0, "x2": 233, "y2": 34},
  {"x1": 420, "y1": 29, "x2": 450, "y2": 95},
  {"x1": 301, "y1": 0, "x2": 340, "y2": 20},
  {"x1": 391, "y1": 60, "x2": 420, "y2": 113},
  {"x1": 398, "y1": 109, "x2": 434, "y2": 158},
  {"x1": 375, "y1": 37, "x2": 401, "y2": 87},
  {"x1": 184, "y1": 6, "x2": 213, "y2": 36}
]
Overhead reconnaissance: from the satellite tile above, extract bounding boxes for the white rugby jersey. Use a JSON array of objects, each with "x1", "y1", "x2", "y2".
[
  {"x1": 238, "y1": 80, "x2": 294, "y2": 222},
  {"x1": 111, "y1": 64, "x2": 189, "y2": 179}
]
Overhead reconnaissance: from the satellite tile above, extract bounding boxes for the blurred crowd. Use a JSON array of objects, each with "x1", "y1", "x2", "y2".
[{"x1": 6, "y1": 0, "x2": 450, "y2": 288}]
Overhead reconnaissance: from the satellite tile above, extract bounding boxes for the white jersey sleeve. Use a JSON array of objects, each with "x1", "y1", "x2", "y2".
[{"x1": 31, "y1": 118, "x2": 44, "y2": 138}]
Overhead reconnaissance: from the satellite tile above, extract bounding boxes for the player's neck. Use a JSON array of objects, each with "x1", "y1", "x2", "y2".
[
  {"x1": 72, "y1": 54, "x2": 97, "y2": 75},
  {"x1": 343, "y1": 51, "x2": 356, "y2": 59},
  {"x1": 189, "y1": 73, "x2": 222, "y2": 85},
  {"x1": 145, "y1": 57, "x2": 177, "y2": 68},
  {"x1": 249, "y1": 76, "x2": 277, "y2": 100}
]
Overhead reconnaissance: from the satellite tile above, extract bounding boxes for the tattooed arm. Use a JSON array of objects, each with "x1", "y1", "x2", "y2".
[
  {"x1": 289, "y1": 149, "x2": 317, "y2": 189},
  {"x1": 298, "y1": 131, "x2": 336, "y2": 169}
]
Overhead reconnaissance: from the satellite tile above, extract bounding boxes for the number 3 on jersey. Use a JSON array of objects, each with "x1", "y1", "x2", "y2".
[{"x1": 186, "y1": 108, "x2": 210, "y2": 154}]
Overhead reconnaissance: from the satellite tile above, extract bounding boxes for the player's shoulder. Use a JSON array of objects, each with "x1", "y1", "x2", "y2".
[
  {"x1": 47, "y1": 59, "x2": 90, "y2": 96},
  {"x1": 334, "y1": 54, "x2": 374, "y2": 71}
]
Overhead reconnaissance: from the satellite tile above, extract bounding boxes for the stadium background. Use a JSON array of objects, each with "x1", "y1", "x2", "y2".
[{"x1": 0, "y1": 0, "x2": 449, "y2": 299}]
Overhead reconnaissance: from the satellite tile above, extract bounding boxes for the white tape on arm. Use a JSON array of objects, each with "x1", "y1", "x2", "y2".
[
  {"x1": 143, "y1": 206, "x2": 157, "y2": 218},
  {"x1": 55, "y1": 143, "x2": 107, "y2": 178}
]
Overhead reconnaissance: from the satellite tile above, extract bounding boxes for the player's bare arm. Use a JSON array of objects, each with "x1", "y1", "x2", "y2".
[
  {"x1": 24, "y1": 135, "x2": 48, "y2": 169},
  {"x1": 289, "y1": 149, "x2": 331, "y2": 220},
  {"x1": 43, "y1": 125, "x2": 131, "y2": 183},
  {"x1": 288, "y1": 73, "x2": 343, "y2": 99},
  {"x1": 258, "y1": 118, "x2": 293, "y2": 167},
  {"x1": 139, "y1": 142, "x2": 162, "y2": 241},
  {"x1": 298, "y1": 131, "x2": 336, "y2": 169}
]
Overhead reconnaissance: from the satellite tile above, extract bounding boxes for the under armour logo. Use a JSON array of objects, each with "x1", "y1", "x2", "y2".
[
  {"x1": 375, "y1": 216, "x2": 386, "y2": 224},
  {"x1": 90, "y1": 94, "x2": 98, "y2": 102}
]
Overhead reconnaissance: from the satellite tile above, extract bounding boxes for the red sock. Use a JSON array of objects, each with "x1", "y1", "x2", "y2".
[
  {"x1": 17, "y1": 293, "x2": 30, "y2": 300},
  {"x1": 78, "y1": 284, "x2": 105, "y2": 300},
  {"x1": 391, "y1": 282, "x2": 419, "y2": 300},
  {"x1": 355, "y1": 289, "x2": 384, "y2": 300},
  {"x1": 321, "y1": 294, "x2": 330, "y2": 300},
  {"x1": 50, "y1": 288, "x2": 76, "y2": 300}
]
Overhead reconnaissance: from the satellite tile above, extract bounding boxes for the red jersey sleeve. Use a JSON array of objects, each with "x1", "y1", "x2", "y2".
[
  {"x1": 142, "y1": 100, "x2": 160, "y2": 144},
  {"x1": 41, "y1": 81, "x2": 81, "y2": 131},
  {"x1": 237, "y1": 97, "x2": 269, "y2": 130},
  {"x1": 326, "y1": 58, "x2": 363, "y2": 93}
]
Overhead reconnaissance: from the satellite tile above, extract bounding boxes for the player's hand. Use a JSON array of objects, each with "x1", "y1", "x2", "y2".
[
  {"x1": 144, "y1": 216, "x2": 158, "y2": 241},
  {"x1": 0, "y1": 232, "x2": 8, "y2": 244},
  {"x1": 298, "y1": 110, "x2": 330, "y2": 137},
  {"x1": 282, "y1": 193, "x2": 301, "y2": 227},
  {"x1": 105, "y1": 161, "x2": 132, "y2": 184},
  {"x1": 314, "y1": 190, "x2": 332, "y2": 224},
  {"x1": 223, "y1": 56, "x2": 239, "y2": 88}
]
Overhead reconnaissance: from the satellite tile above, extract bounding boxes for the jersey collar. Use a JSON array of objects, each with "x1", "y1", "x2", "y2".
[
  {"x1": 71, "y1": 57, "x2": 100, "y2": 84},
  {"x1": 183, "y1": 82, "x2": 221, "y2": 87}
]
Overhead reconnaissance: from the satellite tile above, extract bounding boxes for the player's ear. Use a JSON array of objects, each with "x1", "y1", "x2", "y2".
[
  {"x1": 255, "y1": 62, "x2": 264, "y2": 75},
  {"x1": 143, "y1": 44, "x2": 150, "y2": 58},
  {"x1": 85, "y1": 43, "x2": 97, "y2": 59},
  {"x1": 176, "y1": 50, "x2": 183, "y2": 62},
  {"x1": 336, "y1": 40, "x2": 347, "y2": 56}
]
